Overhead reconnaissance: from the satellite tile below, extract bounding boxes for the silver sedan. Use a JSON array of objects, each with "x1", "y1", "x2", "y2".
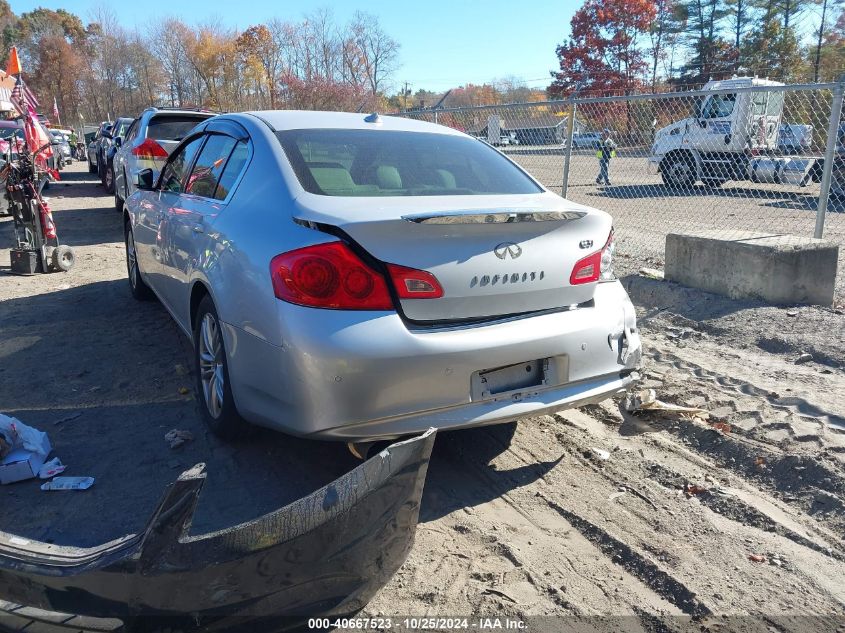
[{"x1": 123, "y1": 111, "x2": 641, "y2": 441}]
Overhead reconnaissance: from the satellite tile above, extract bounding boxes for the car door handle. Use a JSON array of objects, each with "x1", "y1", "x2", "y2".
[{"x1": 192, "y1": 224, "x2": 205, "y2": 234}]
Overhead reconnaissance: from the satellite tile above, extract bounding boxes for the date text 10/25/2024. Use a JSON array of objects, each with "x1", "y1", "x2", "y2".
[{"x1": 307, "y1": 617, "x2": 528, "y2": 630}]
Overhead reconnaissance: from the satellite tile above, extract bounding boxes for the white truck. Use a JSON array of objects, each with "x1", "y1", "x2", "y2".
[{"x1": 648, "y1": 77, "x2": 821, "y2": 188}]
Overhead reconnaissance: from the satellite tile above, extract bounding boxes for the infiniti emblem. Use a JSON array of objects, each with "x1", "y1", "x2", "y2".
[{"x1": 494, "y1": 242, "x2": 522, "y2": 260}]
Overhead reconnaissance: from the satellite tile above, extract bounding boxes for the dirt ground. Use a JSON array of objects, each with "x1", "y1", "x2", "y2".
[{"x1": 1, "y1": 162, "x2": 845, "y2": 631}]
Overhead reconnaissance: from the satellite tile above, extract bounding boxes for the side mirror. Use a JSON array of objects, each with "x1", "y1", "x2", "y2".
[
  {"x1": 114, "y1": 137, "x2": 122, "y2": 148},
  {"x1": 135, "y1": 168, "x2": 155, "y2": 191}
]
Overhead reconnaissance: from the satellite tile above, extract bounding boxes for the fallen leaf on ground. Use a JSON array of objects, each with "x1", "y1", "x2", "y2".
[{"x1": 165, "y1": 429, "x2": 194, "y2": 449}]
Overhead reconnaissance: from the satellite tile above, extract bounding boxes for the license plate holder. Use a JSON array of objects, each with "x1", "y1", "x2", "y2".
[{"x1": 471, "y1": 359, "x2": 545, "y2": 400}]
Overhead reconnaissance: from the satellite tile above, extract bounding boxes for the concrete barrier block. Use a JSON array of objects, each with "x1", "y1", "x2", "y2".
[{"x1": 665, "y1": 230, "x2": 839, "y2": 306}]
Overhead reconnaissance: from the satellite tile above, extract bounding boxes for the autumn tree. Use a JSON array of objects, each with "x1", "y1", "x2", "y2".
[
  {"x1": 548, "y1": 0, "x2": 657, "y2": 97},
  {"x1": 742, "y1": 0, "x2": 804, "y2": 81},
  {"x1": 347, "y1": 12, "x2": 400, "y2": 95},
  {"x1": 676, "y1": 0, "x2": 735, "y2": 85},
  {"x1": 815, "y1": 8, "x2": 845, "y2": 81},
  {"x1": 649, "y1": 0, "x2": 686, "y2": 90},
  {"x1": 236, "y1": 24, "x2": 282, "y2": 108},
  {"x1": 449, "y1": 84, "x2": 500, "y2": 107},
  {"x1": 813, "y1": 0, "x2": 845, "y2": 81}
]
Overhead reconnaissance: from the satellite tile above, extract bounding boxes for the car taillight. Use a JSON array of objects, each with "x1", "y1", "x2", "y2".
[
  {"x1": 569, "y1": 229, "x2": 614, "y2": 285},
  {"x1": 386, "y1": 264, "x2": 444, "y2": 299},
  {"x1": 270, "y1": 242, "x2": 394, "y2": 310},
  {"x1": 132, "y1": 139, "x2": 168, "y2": 160}
]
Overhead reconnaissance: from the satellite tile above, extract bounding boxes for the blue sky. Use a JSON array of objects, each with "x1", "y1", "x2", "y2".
[{"x1": 9, "y1": 0, "x2": 579, "y2": 93}]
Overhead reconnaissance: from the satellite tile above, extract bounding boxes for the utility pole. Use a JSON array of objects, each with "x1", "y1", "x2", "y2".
[{"x1": 402, "y1": 81, "x2": 411, "y2": 111}]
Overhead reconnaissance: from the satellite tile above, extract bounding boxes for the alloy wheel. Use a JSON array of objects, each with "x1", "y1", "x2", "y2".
[
  {"x1": 199, "y1": 313, "x2": 225, "y2": 419},
  {"x1": 126, "y1": 230, "x2": 138, "y2": 288}
]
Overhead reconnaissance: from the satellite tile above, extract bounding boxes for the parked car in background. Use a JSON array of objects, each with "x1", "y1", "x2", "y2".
[
  {"x1": 123, "y1": 111, "x2": 641, "y2": 443},
  {"x1": 778, "y1": 123, "x2": 813, "y2": 154},
  {"x1": 572, "y1": 132, "x2": 602, "y2": 148},
  {"x1": 52, "y1": 128, "x2": 76, "y2": 164},
  {"x1": 49, "y1": 130, "x2": 72, "y2": 168},
  {"x1": 101, "y1": 116, "x2": 135, "y2": 193},
  {"x1": 0, "y1": 120, "x2": 25, "y2": 215},
  {"x1": 0, "y1": 120, "x2": 25, "y2": 158},
  {"x1": 113, "y1": 107, "x2": 215, "y2": 210},
  {"x1": 87, "y1": 121, "x2": 112, "y2": 174}
]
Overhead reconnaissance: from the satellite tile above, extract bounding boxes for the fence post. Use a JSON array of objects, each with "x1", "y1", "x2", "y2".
[
  {"x1": 815, "y1": 76, "x2": 845, "y2": 239},
  {"x1": 561, "y1": 99, "x2": 577, "y2": 198}
]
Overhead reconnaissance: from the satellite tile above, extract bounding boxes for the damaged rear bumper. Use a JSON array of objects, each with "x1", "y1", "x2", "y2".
[{"x1": 0, "y1": 430, "x2": 435, "y2": 626}]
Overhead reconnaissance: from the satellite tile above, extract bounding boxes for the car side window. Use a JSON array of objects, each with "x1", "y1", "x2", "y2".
[
  {"x1": 213, "y1": 141, "x2": 248, "y2": 200},
  {"x1": 125, "y1": 120, "x2": 138, "y2": 141},
  {"x1": 185, "y1": 134, "x2": 237, "y2": 198},
  {"x1": 160, "y1": 136, "x2": 204, "y2": 194}
]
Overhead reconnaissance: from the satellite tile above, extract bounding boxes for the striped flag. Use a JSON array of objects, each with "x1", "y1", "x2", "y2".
[
  {"x1": 9, "y1": 75, "x2": 53, "y2": 168},
  {"x1": 52, "y1": 97, "x2": 60, "y2": 125}
]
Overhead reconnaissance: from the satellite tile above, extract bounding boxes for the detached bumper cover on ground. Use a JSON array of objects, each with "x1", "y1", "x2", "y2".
[{"x1": 0, "y1": 430, "x2": 435, "y2": 624}]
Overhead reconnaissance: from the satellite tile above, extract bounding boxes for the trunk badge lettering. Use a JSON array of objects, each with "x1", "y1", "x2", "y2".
[{"x1": 494, "y1": 242, "x2": 522, "y2": 259}]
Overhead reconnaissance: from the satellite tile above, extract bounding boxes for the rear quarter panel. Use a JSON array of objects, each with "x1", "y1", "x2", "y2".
[{"x1": 202, "y1": 116, "x2": 329, "y2": 347}]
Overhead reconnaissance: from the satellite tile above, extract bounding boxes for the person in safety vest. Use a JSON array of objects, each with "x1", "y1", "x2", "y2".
[{"x1": 595, "y1": 128, "x2": 616, "y2": 186}]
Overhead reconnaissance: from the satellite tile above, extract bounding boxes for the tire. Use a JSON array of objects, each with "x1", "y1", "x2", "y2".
[
  {"x1": 104, "y1": 162, "x2": 115, "y2": 194},
  {"x1": 193, "y1": 295, "x2": 246, "y2": 439},
  {"x1": 124, "y1": 222, "x2": 153, "y2": 301},
  {"x1": 51, "y1": 245, "x2": 75, "y2": 272},
  {"x1": 88, "y1": 158, "x2": 96, "y2": 174},
  {"x1": 115, "y1": 168, "x2": 126, "y2": 211},
  {"x1": 660, "y1": 154, "x2": 697, "y2": 188}
]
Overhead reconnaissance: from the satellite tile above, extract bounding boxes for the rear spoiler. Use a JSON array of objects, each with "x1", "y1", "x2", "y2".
[
  {"x1": 402, "y1": 210, "x2": 586, "y2": 224},
  {"x1": 0, "y1": 430, "x2": 436, "y2": 627}
]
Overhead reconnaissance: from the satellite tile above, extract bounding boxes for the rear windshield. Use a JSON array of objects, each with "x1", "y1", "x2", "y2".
[
  {"x1": 147, "y1": 115, "x2": 209, "y2": 142},
  {"x1": 114, "y1": 119, "x2": 132, "y2": 139},
  {"x1": 276, "y1": 129, "x2": 543, "y2": 197}
]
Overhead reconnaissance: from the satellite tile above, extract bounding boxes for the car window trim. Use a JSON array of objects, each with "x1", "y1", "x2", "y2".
[
  {"x1": 182, "y1": 132, "x2": 237, "y2": 200},
  {"x1": 179, "y1": 134, "x2": 252, "y2": 204},
  {"x1": 156, "y1": 133, "x2": 209, "y2": 194},
  {"x1": 211, "y1": 138, "x2": 251, "y2": 202}
]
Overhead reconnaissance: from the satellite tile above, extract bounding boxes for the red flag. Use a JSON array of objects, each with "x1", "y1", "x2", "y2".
[{"x1": 9, "y1": 76, "x2": 53, "y2": 169}]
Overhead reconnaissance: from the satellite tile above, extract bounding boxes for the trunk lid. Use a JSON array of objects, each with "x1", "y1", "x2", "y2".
[{"x1": 293, "y1": 192, "x2": 612, "y2": 322}]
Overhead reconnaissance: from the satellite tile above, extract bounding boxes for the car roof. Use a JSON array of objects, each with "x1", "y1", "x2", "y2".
[
  {"x1": 242, "y1": 110, "x2": 464, "y2": 136},
  {"x1": 144, "y1": 107, "x2": 215, "y2": 117},
  {"x1": 0, "y1": 120, "x2": 23, "y2": 129}
]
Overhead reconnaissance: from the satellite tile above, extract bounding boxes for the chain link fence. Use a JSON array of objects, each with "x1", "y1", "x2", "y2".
[{"x1": 401, "y1": 82, "x2": 845, "y2": 301}]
